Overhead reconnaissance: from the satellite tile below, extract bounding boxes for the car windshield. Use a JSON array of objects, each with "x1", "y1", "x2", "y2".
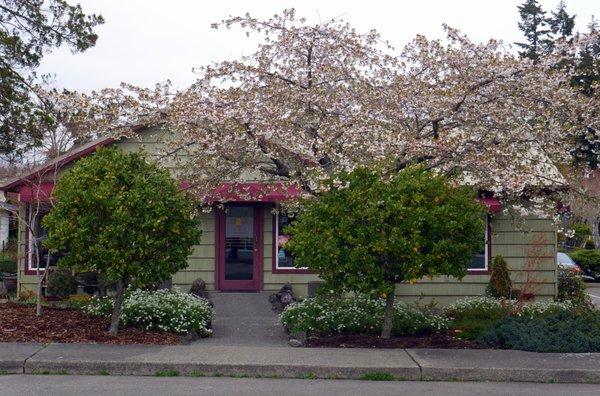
[{"x1": 557, "y1": 252, "x2": 576, "y2": 266}]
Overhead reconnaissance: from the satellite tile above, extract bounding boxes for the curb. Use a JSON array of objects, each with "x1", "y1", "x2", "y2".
[
  {"x1": 3, "y1": 343, "x2": 600, "y2": 383},
  {"x1": 22, "y1": 361, "x2": 421, "y2": 380},
  {"x1": 17, "y1": 359, "x2": 600, "y2": 383},
  {"x1": 0, "y1": 360, "x2": 24, "y2": 374},
  {"x1": 419, "y1": 367, "x2": 600, "y2": 384}
]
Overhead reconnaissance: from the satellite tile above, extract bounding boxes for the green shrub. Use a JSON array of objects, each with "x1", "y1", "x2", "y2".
[
  {"x1": 443, "y1": 297, "x2": 574, "y2": 339},
  {"x1": 46, "y1": 269, "x2": 78, "y2": 299},
  {"x1": 0, "y1": 259, "x2": 17, "y2": 275},
  {"x1": 485, "y1": 255, "x2": 512, "y2": 298},
  {"x1": 570, "y1": 223, "x2": 592, "y2": 248},
  {"x1": 480, "y1": 310, "x2": 600, "y2": 352},
  {"x1": 283, "y1": 165, "x2": 485, "y2": 338},
  {"x1": 443, "y1": 297, "x2": 511, "y2": 339},
  {"x1": 85, "y1": 289, "x2": 214, "y2": 336},
  {"x1": 570, "y1": 249, "x2": 600, "y2": 272},
  {"x1": 584, "y1": 238, "x2": 596, "y2": 249},
  {"x1": 557, "y1": 268, "x2": 592, "y2": 308},
  {"x1": 280, "y1": 295, "x2": 448, "y2": 336},
  {"x1": 43, "y1": 148, "x2": 201, "y2": 335}
]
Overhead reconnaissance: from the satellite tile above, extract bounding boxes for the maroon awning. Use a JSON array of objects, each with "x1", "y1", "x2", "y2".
[
  {"x1": 479, "y1": 197, "x2": 502, "y2": 213},
  {"x1": 18, "y1": 182, "x2": 55, "y2": 202}
]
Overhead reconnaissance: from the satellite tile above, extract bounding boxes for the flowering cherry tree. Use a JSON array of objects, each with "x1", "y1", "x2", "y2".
[{"x1": 85, "y1": 9, "x2": 598, "y2": 211}]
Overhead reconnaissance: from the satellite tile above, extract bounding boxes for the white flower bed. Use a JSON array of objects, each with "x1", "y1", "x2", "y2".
[
  {"x1": 85, "y1": 289, "x2": 214, "y2": 336},
  {"x1": 280, "y1": 294, "x2": 448, "y2": 336},
  {"x1": 443, "y1": 296, "x2": 574, "y2": 319}
]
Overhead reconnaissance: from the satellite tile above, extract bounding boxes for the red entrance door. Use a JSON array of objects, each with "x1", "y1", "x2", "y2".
[{"x1": 216, "y1": 204, "x2": 264, "y2": 291}]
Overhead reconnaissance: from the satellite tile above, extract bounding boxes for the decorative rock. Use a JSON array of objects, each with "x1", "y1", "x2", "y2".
[
  {"x1": 180, "y1": 330, "x2": 200, "y2": 345},
  {"x1": 189, "y1": 277, "x2": 213, "y2": 307},
  {"x1": 190, "y1": 278, "x2": 210, "y2": 298},
  {"x1": 288, "y1": 338, "x2": 303, "y2": 347},
  {"x1": 268, "y1": 283, "x2": 296, "y2": 313}
]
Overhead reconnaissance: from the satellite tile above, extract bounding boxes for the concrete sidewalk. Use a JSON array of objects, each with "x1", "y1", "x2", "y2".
[
  {"x1": 202, "y1": 292, "x2": 288, "y2": 347},
  {"x1": 2, "y1": 342, "x2": 600, "y2": 383}
]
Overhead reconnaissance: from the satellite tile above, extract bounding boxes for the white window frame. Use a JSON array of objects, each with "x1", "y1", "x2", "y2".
[
  {"x1": 468, "y1": 216, "x2": 490, "y2": 272},
  {"x1": 274, "y1": 212, "x2": 308, "y2": 270},
  {"x1": 27, "y1": 204, "x2": 48, "y2": 272}
]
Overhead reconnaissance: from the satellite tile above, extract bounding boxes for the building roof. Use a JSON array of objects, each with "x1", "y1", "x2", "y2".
[{"x1": 0, "y1": 137, "x2": 116, "y2": 193}]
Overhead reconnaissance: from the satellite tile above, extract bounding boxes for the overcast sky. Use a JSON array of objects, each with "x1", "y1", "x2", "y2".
[{"x1": 38, "y1": 0, "x2": 598, "y2": 92}]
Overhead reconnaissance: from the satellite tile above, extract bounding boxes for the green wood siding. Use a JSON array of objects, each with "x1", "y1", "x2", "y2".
[
  {"x1": 14, "y1": 128, "x2": 558, "y2": 305},
  {"x1": 258, "y1": 210, "x2": 558, "y2": 302}
]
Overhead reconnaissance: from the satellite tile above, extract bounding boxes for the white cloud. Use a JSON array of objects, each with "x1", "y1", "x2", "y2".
[{"x1": 38, "y1": 0, "x2": 599, "y2": 91}]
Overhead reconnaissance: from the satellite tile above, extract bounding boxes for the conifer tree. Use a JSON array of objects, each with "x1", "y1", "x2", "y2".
[
  {"x1": 549, "y1": 0, "x2": 576, "y2": 40},
  {"x1": 516, "y1": 0, "x2": 553, "y2": 61}
]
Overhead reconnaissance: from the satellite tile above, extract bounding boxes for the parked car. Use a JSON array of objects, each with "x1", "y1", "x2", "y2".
[
  {"x1": 557, "y1": 252, "x2": 582, "y2": 273},
  {"x1": 557, "y1": 252, "x2": 596, "y2": 282}
]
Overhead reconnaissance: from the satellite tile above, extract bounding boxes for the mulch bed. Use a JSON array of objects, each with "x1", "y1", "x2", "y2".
[
  {"x1": 305, "y1": 330, "x2": 485, "y2": 349},
  {"x1": 0, "y1": 302, "x2": 181, "y2": 345}
]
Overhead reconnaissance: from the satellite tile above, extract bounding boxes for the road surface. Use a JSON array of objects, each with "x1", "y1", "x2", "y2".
[
  {"x1": 587, "y1": 282, "x2": 600, "y2": 308},
  {"x1": 0, "y1": 375, "x2": 599, "y2": 396}
]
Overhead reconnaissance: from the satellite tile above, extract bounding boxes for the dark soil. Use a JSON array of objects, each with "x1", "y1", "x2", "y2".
[
  {"x1": 0, "y1": 302, "x2": 181, "y2": 345},
  {"x1": 306, "y1": 330, "x2": 485, "y2": 349}
]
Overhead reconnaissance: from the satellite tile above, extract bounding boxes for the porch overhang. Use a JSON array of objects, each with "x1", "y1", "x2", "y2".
[
  {"x1": 479, "y1": 197, "x2": 502, "y2": 213},
  {"x1": 17, "y1": 182, "x2": 55, "y2": 203}
]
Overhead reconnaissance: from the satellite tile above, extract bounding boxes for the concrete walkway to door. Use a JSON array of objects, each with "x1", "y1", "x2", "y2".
[{"x1": 197, "y1": 292, "x2": 289, "y2": 347}]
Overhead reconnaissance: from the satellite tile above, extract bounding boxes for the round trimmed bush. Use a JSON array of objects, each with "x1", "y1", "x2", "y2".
[
  {"x1": 47, "y1": 269, "x2": 78, "y2": 299},
  {"x1": 0, "y1": 258, "x2": 17, "y2": 276},
  {"x1": 485, "y1": 255, "x2": 512, "y2": 299},
  {"x1": 570, "y1": 249, "x2": 600, "y2": 273}
]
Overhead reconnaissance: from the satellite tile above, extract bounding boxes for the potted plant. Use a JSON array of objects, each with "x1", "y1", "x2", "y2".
[{"x1": 0, "y1": 258, "x2": 18, "y2": 296}]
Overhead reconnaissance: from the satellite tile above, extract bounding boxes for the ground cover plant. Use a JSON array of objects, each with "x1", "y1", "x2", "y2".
[
  {"x1": 443, "y1": 296, "x2": 577, "y2": 341},
  {"x1": 280, "y1": 294, "x2": 448, "y2": 337},
  {"x1": 85, "y1": 289, "x2": 214, "y2": 336},
  {"x1": 556, "y1": 267, "x2": 592, "y2": 308},
  {"x1": 479, "y1": 310, "x2": 600, "y2": 352}
]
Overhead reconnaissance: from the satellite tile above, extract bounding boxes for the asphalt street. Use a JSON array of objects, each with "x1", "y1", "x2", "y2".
[
  {"x1": 587, "y1": 282, "x2": 600, "y2": 308},
  {"x1": 0, "y1": 375, "x2": 599, "y2": 396}
]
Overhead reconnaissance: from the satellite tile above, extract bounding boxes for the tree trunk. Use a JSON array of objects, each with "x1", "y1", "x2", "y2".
[
  {"x1": 109, "y1": 277, "x2": 128, "y2": 335},
  {"x1": 35, "y1": 245, "x2": 44, "y2": 317},
  {"x1": 381, "y1": 291, "x2": 395, "y2": 339},
  {"x1": 36, "y1": 277, "x2": 43, "y2": 317}
]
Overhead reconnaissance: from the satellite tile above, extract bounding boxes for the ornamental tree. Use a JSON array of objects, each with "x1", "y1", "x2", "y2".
[
  {"x1": 84, "y1": 9, "x2": 599, "y2": 215},
  {"x1": 43, "y1": 147, "x2": 201, "y2": 335},
  {"x1": 284, "y1": 166, "x2": 486, "y2": 338}
]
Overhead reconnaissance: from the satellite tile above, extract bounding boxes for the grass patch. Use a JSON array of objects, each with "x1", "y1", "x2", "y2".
[
  {"x1": 189, "y1": 371, "x2": 204, "y2": 377},
  {"x1": 297, "y1": 372, "x2": 318, "y2": 379},
  {"x1": 35, "y1": 370, "x2": 68, "y2": 375},
  {"x1": 97, "y1": 369, "x2": 109, "y2": 376},
  {"x1": 450, "y1": 317, "x2": 502, "y2": 340},
  {"x1": 155, "y1": 369, "x2": 179, "y2": 377},
  {"x1": 361, "y1": 372, "x2": 395, "y2": 381},
  {"x1": 228, "y1": 373, "x2": 250, "y2": 378}
]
